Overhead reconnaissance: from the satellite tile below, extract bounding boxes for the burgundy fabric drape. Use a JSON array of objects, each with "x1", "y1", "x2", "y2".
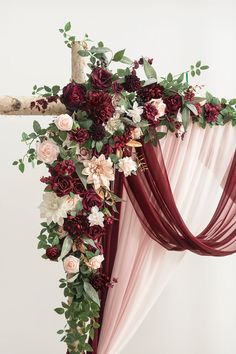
[
  {"x1": 125, "y1": 142, "x2": 236, "y2": 256},
  {"x1": 91, "y1": 171, "x2": 124, "y2": 353}
]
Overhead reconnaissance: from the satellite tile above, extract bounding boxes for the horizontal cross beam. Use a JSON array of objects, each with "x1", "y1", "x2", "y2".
[{"x1": 0, "y1": 41, "x2": 86, "y2": 116}]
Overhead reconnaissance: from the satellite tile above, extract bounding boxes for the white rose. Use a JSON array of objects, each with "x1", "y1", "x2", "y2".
[
  {"x1": 149, "y1": 98, "x2": 166, "y2": 118},
  {"x1": 36, "y1": 140, "x2": 60, "y2": 164},
  {"x1": 54, "y1": 114, "x2": 73, "y2": 131},
  {"x1": 63, "y1": 255, "x2": 80, "y2": 274},
  {"x1": 86, "y1": 255, "x2": 104, "y2": 270},
  {"x1": 118, "y1": 157, "x2": 137, "y2": 177}
]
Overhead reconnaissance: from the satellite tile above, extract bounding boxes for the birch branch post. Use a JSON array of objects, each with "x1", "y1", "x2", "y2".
[{"x1": 0, "y1": 41, "x2": 86, "y2": 116}]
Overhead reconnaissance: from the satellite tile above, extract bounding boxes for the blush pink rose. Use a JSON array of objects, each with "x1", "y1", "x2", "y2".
[
  {"x1": 149, "y1": 98, "x2": 166, "y2": 118},
  {"x1": 54, "y1": 114, "x2": 73, "y2": 131},
  {"x1": 36, "y1": 140, "x2": 60, "y2": 164},
  {"x1": 63, "y1": 255, "x2": 80, "y2": 274},
  {"x1": 86, "y1": 255, "x2": 104, "y2": 270}
]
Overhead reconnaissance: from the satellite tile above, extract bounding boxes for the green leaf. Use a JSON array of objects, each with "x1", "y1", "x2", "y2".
[
  {"x1": 19, "y1": 162, "x2": 25, "y2": 173},
  {"x1": 186, "y1": 102, "x2": 198, "y2": 115},
  {"x1": 113, "y1": 49, "x2": 125, "y2": 62},
  {"x1": 143, "y1": 58, "x2": 157, "y2": 79},
  {"x1": 181, "y1": 107, "x2": 190, "y2": 131},
  {"x1": 117, "y1": 68, "x2": 126, "y2": 77},
  {"x1": 57, "y1": 330, "x2": 64, "y2": 335},
  {"x1": 96, "y1": 141, "x2": 103, "y2": 153},
  {"x1": 67, "y1": 273, "x2": 79, "y2": 283},
  {"x1": 206, "y1": 91, "x2": 213, "y2": 102},
  {"x1": 76, "y1": 199, "x2": 83, "y2": 212},
  {"x1": 44, "y1": 85, "x2": 51, "y2": 93},
  {"x1": 78, "y1": 50, "x2": 90, "y2": 57},
  {"x1": 98, "y1": 41, "x2": 104, "y2": 47},
  {"x1": 191, "y1": 71, "x2": 195, "y2": 77},
  {"x1": 52, "y1": 85, "x2": 60, "y2": 95},
  {"x1": 200, "y1": 65, "x2": 209, "y2": 70},
  {"x1": 78, "y1": 119, "x2": 93, "y2": 129},
  {"x1": 59, "y1": 131, "x2": 67, "y2": 141},
  {"x1": 229, "y1": 99, "x2": 236, "y2": 105},
  {"x1": 120, "y1": 56, "x2": 133, "y2": 65},
  {"x1": 64, "y1": 22, "x2": 71, "y2": 32},
  {"x1": 54, "y1": 308, "x2": 64, "y2": 315},
  {"x1": 84, "y1": 343, "x2": 93, "y2": 352},
  {"x1": 156, "y1": 132, "x2": 167, "y2": 140},
  {"x1": 167, "y1": 73, "x2": 173, "y2": 82},
  {"x1": 177, "y1": 73, "x2": 185, "y2": 83},
  {"x1": 143, "y1": 78, "x2": 157, "y2": 86},
  {"x1": 58, "y1": 236, "x2": 73, "y2": 261},
  {"x1": 196, "y1": 60, "x2": 201, "y2": 67},
  {"x1": 12, "y1": 160, "x2": 18, "y2": 165},
  {"x1": 75, "y1": 162, "x2": 88, "y2": 189},
  {"x1": 90, "y1": 46, "x2": 111, "y2": 54},
  {"x1": 33, "y1": 120, "x2": 41, "y2": 134},
  {"x1": 84, "y1": 282, "x2": 100, "y2": 306},
  {"x1": 196, "y1": 69, "x2": 201, "y2": 76}
]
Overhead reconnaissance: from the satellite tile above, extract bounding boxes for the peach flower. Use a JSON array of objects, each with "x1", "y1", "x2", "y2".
[
  {"x1": 54, "y1": 114, "x2": 73, "y2": 131},
  {"x1": 36, "y1": 139, "x2": 60, "y2": 164},
  {"x1": 63, "y1": 255, "x2": 80, "y2": 274},
  {"x1": 86, "y1": 255, "x2": 104, "y2": 270},
  {"x1": 82, "y1": 154, "x2": 114, "y2": 190}
]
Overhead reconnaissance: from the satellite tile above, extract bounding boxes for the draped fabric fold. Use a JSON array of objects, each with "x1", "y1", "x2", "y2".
[
  {"x1": 125, "y1": 142, "x2": 236, "y2": 256},
  {"x1": 98, "y1": 123, "x2": 236, "y2": 354}
]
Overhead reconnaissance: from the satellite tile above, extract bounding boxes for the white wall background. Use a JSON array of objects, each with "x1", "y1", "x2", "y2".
[{"x1": 0, "y1": 1, "x2": 235, "y2": 354}]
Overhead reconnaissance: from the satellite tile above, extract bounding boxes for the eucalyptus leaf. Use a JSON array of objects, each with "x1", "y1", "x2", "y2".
[
  {"x1": 58, "y1": 236, "x2": 73, "y2": 261},
  {"x1": 67, "y1": 273, "x2": 79, "y2": 283},
  {"x1": 33, "y1": 120, "x2": 41, "y2": 134},
  {"x1": 113, "y1": 49, "x2": 125, "y2": 62},
  {"x1": 186, "y1": 102, "x2": 198, "y2": 115},
  {"x1": 143, "y1": 58, "x2": 157, "y2": 79},
  {"x1": 181, "y1": 107, "x2": 190, "y2": 131},
  {"x1": 143, "y1": 78, "x2": 157, "y2": 86},
  {"x1": 120, "y1": 56, "x2": 133, "y2": 65},
  {"x1": 84, "y1": 282, "x2": 100, "y2": 306}
]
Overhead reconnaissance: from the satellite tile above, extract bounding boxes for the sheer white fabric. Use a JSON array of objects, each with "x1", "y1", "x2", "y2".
[{"x1": 98, "y1": 123, "x2": 236, "y2": 354}]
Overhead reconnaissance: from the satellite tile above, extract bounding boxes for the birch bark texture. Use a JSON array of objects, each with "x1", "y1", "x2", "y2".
[{"x1": 0, "y1": 41, "x2": 86, "y2": 116}]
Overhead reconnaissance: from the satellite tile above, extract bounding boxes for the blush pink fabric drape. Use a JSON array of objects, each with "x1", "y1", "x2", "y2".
[{"x1": 97, "y1": 123, "x2": 236, "y2": 354}]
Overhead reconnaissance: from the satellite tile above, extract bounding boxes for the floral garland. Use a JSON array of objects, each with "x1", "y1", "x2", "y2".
[{"x1": 14, "y1": 22, "x2": 236, "y2": 354}]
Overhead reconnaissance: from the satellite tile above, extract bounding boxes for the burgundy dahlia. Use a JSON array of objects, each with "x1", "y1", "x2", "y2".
[
  {"x1": 143, "y1": 102, "x2": 158, "y2": 124},
  {"x1": 90, "y1": 273, "x2": 111, "y2": 291},
  {"x1": 204, "y1": 103, "x2": 221, "y2": 123},
  {"x1": 61, "y1": 82, "x2": 86, "y2": 111},
  {"x1": 86, "y1": 91, "x2": 115, "y2": 123},
  {"x1": 164, "y1": 94, "x2": 182, "y2": 114},
  {"x1": 69, "y1": 128, "x2": 90, "y2": 143},
  {"x1": 90, "y1": 123, "x2": 106, "y2": 141},
  {"x1": 82, "y1": 189, "x2": 103, "y2": 211},
  {"x1": 88, "y1": 225, "x2": 105, "y2": 240},
  {"x1": 137, "y1": 83, "x2": 164, "y2": 103},
  {"x1": 123, "y1": 74, "x2": 141, "y2": 92},
  {"x1": 46, "y1": 246, "x2": 60, "y2": 261},
  {"x1": 63, "y1": 214, "x2": 89, "y2": 238},
  {"x1": 51, "y1": 175, "x2": 74, "y2": 197},
  {"x1": 91, "y1": 67, "x2": 113, "y2": 90}
]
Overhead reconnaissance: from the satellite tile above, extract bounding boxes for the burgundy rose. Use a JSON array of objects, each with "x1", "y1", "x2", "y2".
[
  {"x1": 88, "y1": 225, "x2": 105, "y2": 240},
  {"x1": 112, "y1": 81, "x2": 124, "y2": 94},
  {"x1": 61, "y1": 82, "x2": 86, "y2": 111},
  {"x1": 143, "y1": 102, "x2": 159, "y2": 125},
  {"x1": 137, "y1": 83, "x2": 164, "y2": 103},
  {"x1": 86, "y1": 91, "x2": 115, "y2": 123},
  {"x1": 69, "y1": 128, "x2": 90, "y2": 143},
  {"x1": 164, "y1": 94, "x2": 182, "y2": 114},
  {"x1": 64, "y1": 214, "x2": 89, "y2": 238},
  {"x1": 123, "y1": 74, "x2": 141, "y2": 92},
  {"x1": 82, "y1": 189, "x2": 103, "y2": 211},
  {"x1": 204, "y1": 103, "x2": 221, "y2": 123},
  {"x1": 91, "y1": 67, "x2": 113, "y2": 90},
  {"x1": 52, "y1": 175, "x2": 73, "y2": 197},
  {"x1": 49, "y1": 160, "x2": 75, "y2": 176},
  {"x1": 46, "y1": 246, "x2": 60, "y2": 261},
  {"x1": 72, "y1": 177, "x2": 85, "y2": 195}
]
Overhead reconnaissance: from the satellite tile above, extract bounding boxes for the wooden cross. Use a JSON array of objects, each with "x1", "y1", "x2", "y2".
[{"x1": 0, "y1": 42, "x2": 85, "y2": 116}]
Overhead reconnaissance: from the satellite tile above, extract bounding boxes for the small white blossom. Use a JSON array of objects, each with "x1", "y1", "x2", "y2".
[
  {"x1": 118, "y1": 157, "x2": 138, "y2": 177},
  {"x1": 127, "y1": 102, "x2": 143, "y2": 123},
  {"x1": 88, "y1": 206, "x2": 104, "y2": 227}
]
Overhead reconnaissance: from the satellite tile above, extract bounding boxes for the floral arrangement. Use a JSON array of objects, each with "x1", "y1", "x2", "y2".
[{"x1": 14, "y1": 22, "x2": 236, "y2": 354}]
